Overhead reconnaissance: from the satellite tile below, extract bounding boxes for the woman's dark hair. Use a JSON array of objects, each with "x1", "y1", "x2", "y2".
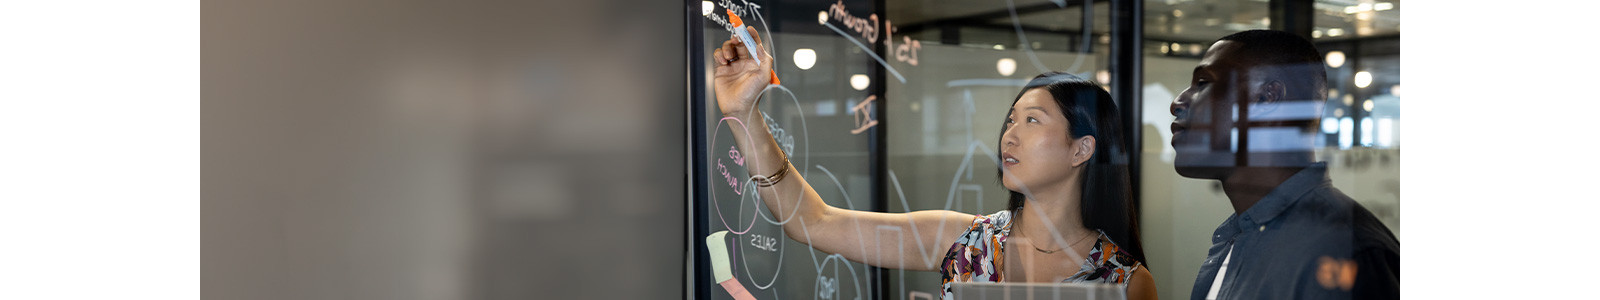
[{"x1": 996, "y1": 71, "x2": 1145, "y2": 265}]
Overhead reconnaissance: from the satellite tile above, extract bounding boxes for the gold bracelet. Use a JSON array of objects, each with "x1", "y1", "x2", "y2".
[{"x1": 753, "y1": 152, "x2": 791, "y2": 187}]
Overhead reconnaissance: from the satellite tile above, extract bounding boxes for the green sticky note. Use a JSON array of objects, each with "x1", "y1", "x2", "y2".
[{"x1": 706, "y1": 231, "x2": 733, "y2": 283}]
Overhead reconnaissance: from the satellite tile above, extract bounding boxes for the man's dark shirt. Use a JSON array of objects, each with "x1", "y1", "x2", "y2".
[{"x1": 1188, "y1": 162, "x2": 1400, "y2": 300}]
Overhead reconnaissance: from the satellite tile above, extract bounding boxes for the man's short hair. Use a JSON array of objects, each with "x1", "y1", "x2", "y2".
[{"x1": 1216, "y1": 30, "x2": 1327, "y2": 101}]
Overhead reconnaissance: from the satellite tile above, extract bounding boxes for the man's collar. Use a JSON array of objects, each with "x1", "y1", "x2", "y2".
[{"x1": 1236, "y1": 162, "x2": 1330, "y2": 227}]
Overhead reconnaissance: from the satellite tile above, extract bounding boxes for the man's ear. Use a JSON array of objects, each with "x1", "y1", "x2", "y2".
[
  {"x1": 1072, "y1": 135, "x2": 1096, "y2": 168},
  {"x1": 1250, "y1": 80, "x2": 1286, "y2": 117}
]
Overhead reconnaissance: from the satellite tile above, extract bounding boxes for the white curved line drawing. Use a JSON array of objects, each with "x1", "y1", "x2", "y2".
[
  {"x1": 729, "y1": 85, "x2": 810, "y2": 292},
  {"x1": 1005, "y1": 0, "x2": 1093, "y2": 75},
  {"x1": 809, "y1": 165, "x2": 869, "y2": 299},
  {"x1": 753, "y1": 84, "x2": 811, "y2": 227},
  {"x1": 813, "y1": 254, "x2": 864, "y2": 300},
  {"x1": 705, "y1": 2, "x2": 1117, "y2": 296},
  {"x1": 738, "y1": 183, "x2": 788, "y2": 290},
  {"x1": 874, "y1": 225, "x2": 910, "y2": 300},
  {"x1": 822, "y1": 22, "x2": 907, "y2": 83}
]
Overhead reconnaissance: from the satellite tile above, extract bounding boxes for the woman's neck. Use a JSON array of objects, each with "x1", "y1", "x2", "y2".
[{"x1": 1012, "y1": 180, "x2": 1094, "y2": 251}]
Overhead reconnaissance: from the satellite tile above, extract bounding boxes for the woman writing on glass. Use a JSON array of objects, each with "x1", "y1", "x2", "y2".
[{"x1": 713, "y1": 27, "x2": 1156, "y2": 300}]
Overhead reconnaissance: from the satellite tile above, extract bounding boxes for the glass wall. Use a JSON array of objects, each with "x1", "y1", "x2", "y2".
[
  {"x1": 692, "y1": 0, "x2": 1398, "y2": 299},
  {"x1": 1137, "y1": 1, "x2": 1400, "y2": 300},
  {"x1": 880, "y1": 1, "x2": 1113, "y2": 298}
]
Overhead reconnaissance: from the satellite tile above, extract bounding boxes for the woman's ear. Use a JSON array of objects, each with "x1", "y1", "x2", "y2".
[{"x1": 1072, "y1": 135, "x2": 1096, "y2": 167}]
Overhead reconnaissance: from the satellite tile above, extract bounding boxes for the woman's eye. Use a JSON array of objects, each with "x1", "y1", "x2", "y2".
[{"x1": 1027, "y1": 117, "x2": 1039, "y2": 123}]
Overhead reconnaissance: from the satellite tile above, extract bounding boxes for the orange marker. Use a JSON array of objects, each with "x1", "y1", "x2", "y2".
[{"x1": 727, "y1": 9, "x2": 780, "y2": 85}]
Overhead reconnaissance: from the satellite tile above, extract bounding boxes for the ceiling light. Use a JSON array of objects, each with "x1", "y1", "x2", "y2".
[
  {"x1": 1328, "y1": 28, "x2": 1344, "y2": 37},
  {"x1": 997, "y1": 58, "x2": 1017, "y2": 76},
  {"x1": 1390, "y1": 84, "x2": 1401, "y2": 97},
  {"x1": 1096, "y1": 70, "x2": 1111, "y2": 85},
  {"x1": 1375, "y1": 3, "x2": 1394, "y2": 11},
  {"x1": 1325, "y1": 51, "x2": 1346, "y2": 68},
  {"x1": 1173, "y1": 10, "x2": 1184, "y2": 18},
  {"x1": 1312, "y1": 30, "x2": 1323, "y2": 38},
  {"x1": 1363, "y1": 99, "x2": 1374, "y2": 112},
  {"x1": 851, "y1": 74, "x2": 870, "y2": 91},
  {"x1": 1344, "y1": 6, "x2": 1360, "y2": 14},
  {"x1": 793, "y1": 48, "x2": 817, "y2": 70},
  {"x1": 1354, "y1": 71, "x2": 1372, "y2": 88},
  {"x1": 818, "y1": 11, "x2": 828, "y2": 25}
]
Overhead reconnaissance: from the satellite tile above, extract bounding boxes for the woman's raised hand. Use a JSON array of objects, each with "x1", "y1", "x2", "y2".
[{"x1": 711, "y1": 26, "x2": 774, "y2": 118}]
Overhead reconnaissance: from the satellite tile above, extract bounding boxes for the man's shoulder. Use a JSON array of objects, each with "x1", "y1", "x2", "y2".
[{"x1": 1284, "y1": 186, "x2": 1399, "y2": 251}]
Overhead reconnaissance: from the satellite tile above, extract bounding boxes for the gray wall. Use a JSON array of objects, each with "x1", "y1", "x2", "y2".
[{"x1": 203, "y1": 0, "x2": 686, "y2": 299}]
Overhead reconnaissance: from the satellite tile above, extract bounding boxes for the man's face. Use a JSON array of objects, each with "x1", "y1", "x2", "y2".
[{"x1": 1170, "y1": 41, "x2": 1252, "y2": 179}]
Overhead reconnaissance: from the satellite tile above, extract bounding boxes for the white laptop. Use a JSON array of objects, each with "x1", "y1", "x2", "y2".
[{"x1": 949, "y1": 281, "x2": 1127, "y2": 300}]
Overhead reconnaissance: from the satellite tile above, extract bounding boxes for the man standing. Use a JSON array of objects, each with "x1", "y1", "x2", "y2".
[{"x1": 1169, "y1": 30, "x2": 1399, "y2": 300}]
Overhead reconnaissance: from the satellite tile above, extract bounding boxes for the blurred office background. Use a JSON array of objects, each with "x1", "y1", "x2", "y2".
[{"x1": 204, "y1": 0, "x2": 687, "y2": 299}]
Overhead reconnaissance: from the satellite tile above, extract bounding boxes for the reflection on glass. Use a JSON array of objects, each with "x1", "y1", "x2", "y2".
[
  {"x1": 1377, "y1": 118, "x2": 1394, "y2": 148},
  {"x1": 1361, "y1": 117, "x2": 1374, "y2": 147},
  {"x1": 1339, "y1": 117, "x2": 1353, "y2": 149}
]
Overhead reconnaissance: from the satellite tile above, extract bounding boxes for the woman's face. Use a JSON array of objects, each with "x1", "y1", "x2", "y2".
[{"x1": 1000, "y1": 88, "x2": 1088, "y2": 194}]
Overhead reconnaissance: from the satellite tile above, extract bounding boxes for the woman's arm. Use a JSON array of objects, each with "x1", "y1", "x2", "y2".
[{"x1": 712, "y1": 26, "x2": 973, "y2": 271}]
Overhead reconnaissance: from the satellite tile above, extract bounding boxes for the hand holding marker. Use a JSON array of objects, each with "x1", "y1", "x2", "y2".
[{"x1": 727, "y1": 9, "x2": 779, "y2": 85}]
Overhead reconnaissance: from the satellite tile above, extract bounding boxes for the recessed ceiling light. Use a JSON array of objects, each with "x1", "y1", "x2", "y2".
[
  {"x1": 1354, "y1": 71, "x2": 1372, "y2": 88},
  {"x1": 997, "y1": 58, "x2": 1017, "y2": 76},
  {"x1": 793, "y1": 49, "x2": 817, "y2": 70}
]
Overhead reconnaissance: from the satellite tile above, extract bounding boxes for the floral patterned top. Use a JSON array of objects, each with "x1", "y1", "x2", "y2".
[{"x1": 938, "y1": 210, "x2": 1143, "y2": 300}]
